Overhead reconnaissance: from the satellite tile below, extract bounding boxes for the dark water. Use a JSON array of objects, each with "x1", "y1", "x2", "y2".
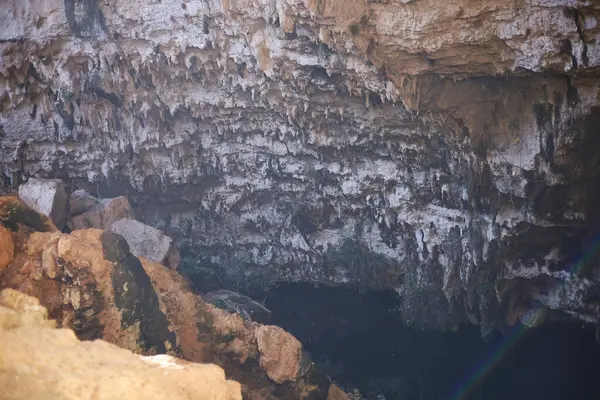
[{"x1": 258, "y1": 283, "x2": 600, "y2": 400}]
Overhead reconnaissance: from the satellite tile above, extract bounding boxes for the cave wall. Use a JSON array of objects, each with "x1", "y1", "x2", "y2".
[{"x1": 1, "y1": 0, "x2": 600, "y2": 333}]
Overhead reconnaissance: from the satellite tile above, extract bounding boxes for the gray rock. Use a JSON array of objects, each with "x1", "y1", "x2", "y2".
[
  {"x1": 69, "y1": 189, "x2": 99, "y2": 215},
  {"x1": 68, "y1": 196, "x2": 134, "y2": 231},
  {"x1": 204, "y1": 290, "x2": 271, "y2": 323},
  {"x1": 109, "y1": 218, "x2": 179, "y2": 269},
  {"x1": 18, "y1": 178, "x2": 67, "y2": 229}
]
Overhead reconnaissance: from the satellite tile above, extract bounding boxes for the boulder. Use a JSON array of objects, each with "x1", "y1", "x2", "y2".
[
  {"x1": 0, "y1": 289, "x2": 242, "y2": 400},
  {"x1": 109, "y1": 218, "x2": 180, "y2": 269},
  {"x1": 69, "y1": 189, "x2": 99, "y2": 215},
  {"x1": 256, "y1": 325, "x2": 307, "y2": 384},
  {"x1": 0, "y1": 226, "x2": 14, "y2": 273},
  {"x1": 68, "y1": 196, "x2": 134, "y2": 231},
  {"x1": 0, "y1": 194, "x2": 349, "y2": 400},
  {"x1": 204, "y1": 290, "x2": 271, "y2": 323},
  {"x1": 0, "y1": 196, "x2": 57, "y2": 233},
  {"x1": 18, "y1": 178, "x2": 67, "y2": 229}
]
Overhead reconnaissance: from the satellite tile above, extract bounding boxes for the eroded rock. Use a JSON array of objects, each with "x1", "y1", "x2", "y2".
[
  {"x1": 256, "y1": 325, "x2": 306, "y2": 384},
  {"x1": 68, "y1": 196, "x2": 134, "y2": 231},
  {"x1": 0, "y1": 226, "x2": 14, "y2": 273},
  {"x1": 0, "y1": 196, "x2": 347, "y2": 399},
  {"x1": 0, "y1": 288, "x2": 242, "y2": 400},
  {"x1": 17, "y1": 179, "x2": 67, "y2": 229},
  {"x1": 69, "y1": 188, "x2": 99, "y2": 215},
  {"x1": 2, "y1": 0, "x2": 600, "y2": 333},
  {"x1": 109, "y1": 218, "x2": 179, "y2": 269}
]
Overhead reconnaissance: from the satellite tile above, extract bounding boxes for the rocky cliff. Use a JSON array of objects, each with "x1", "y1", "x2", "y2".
[{"x1": 1, "y1": 0, "x2": 600, "y2": 334}]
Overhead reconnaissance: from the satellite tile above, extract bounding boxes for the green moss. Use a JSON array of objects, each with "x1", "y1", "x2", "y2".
[{"x1": 349, "y1": 24, "x2": 360, "y2": 36}]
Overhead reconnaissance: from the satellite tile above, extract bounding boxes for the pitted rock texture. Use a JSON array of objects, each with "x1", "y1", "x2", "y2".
[
  {"x1": 0, "y1": 197, "x2": 346, "y2": 399},
  {"x1": 0, "y1": 289, "x2": 242, "y2": 400},
  {"x1": 1, "y1": 0, "x2": 600, "y2": 333}
]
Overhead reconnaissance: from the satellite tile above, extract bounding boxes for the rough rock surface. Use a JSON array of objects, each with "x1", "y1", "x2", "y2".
[
  {"x1": 69, "y1": 188, "x2": 100, "y2": 215},
  {"x1": 0, "y1": 196, "x2": 345, "y2": 399},
  {"x1": 109, "y1": 217, "x2": 180, "y2": 269},
  {"x1": 1, "y1": 0, "x2": 600, "y2": 333},
  {"x1": 68, "y1": 196, "x2": 134, "y2": 230},
  {"x1": 0, "y1": 226, "x2": 14, "y2": 273},
  {"x1": 256, "y1": 324, "x2": 307, "y2": 384},
  {"x1": 17, "y1": 178, "x2": 67, "y2": 229},
  {"x1": 0, "y1": 288, "x2": 242, "y2": 400}
]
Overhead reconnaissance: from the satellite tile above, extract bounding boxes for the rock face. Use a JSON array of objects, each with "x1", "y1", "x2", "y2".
[
  {"x1": 109, "y1": 217, "x2": 180, "y2": 269},
  {"x1": 1, "y1": 0, "x2": 600, "y2": 334},
  {"x1": 17, "y1": 178, "x2": 67, "y2": 229},
  {"x1": 0, "y1": 196, "x2": 345, "y2": 399},
  {"x1": 0, "y1": 288, "x2": 242, "y2": 400}
]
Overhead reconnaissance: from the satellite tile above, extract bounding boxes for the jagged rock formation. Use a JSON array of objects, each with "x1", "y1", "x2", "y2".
[
  {"x1": 0, "y1": 196, "x2": 345, "y2": 399},
  {"x1": 0, "y1": 288, "x2": 242, "y2": 400},
  {"x1": 1, "y1": 0, "x2": 600, "y2": 334}
]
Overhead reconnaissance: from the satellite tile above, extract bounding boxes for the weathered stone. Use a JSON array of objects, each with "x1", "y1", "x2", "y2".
[
  {"x1": 0, "y1": 199, "x2": 346, "y2": 400},
  {"x1": 256, "y1": 325, "x2": 305, "y2": 384},
  {"x1": 2, "y1": 0, "x2": 600, "y2": 333},
  {"x1": 109, "y1": 218, "x2": 179, "y2": 269},
  {"x1": 205, "y1": 290, "x2": 271, "y2": 324},
  {"x1": 68, "y1": 196, "x2": 133, "y2": 231},
  {"x1": 0, "y1": 226, "x2": 14, "y2": 273},
  {"x1": 0, "y1": 196, "x2": 57, "y2": 233},
  {"x1": 0, "y1": 289, "x2": 242, "y2": 400},
  {"x1": 328, "y1": 384, "x2": 352, "y2": 400},
  {"x1": 69, "y1": 188, "x2": 99, "y2": 215},
  {"x1": 17, "y1": 178, "x2": 67, "y2": 229}
]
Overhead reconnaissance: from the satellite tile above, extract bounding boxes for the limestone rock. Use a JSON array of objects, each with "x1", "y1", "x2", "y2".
[
  {"x1": 0, "y1": 228, "x2": 176, "y2": 353},
  {"x1": 256, "y1": 325, "x2": 306, "y2": 384},
  {"x1": 0, "y1": 196, "x2": 57, "y2": 233},
  {"x1": 0, "y1": 200, "x2": 345, "y2": 399},
  {"x1": 0, "y1": 226, "x2": 14, "y2": 273},
  {"x1": 2, "y1": 0, "x2": 600, "y2": 333},
  {"x1": 0, "y1": 289, "x2": 242, "y2": 400},
  {"x1": 68, "y1": 196, "x2": 133, "y2": 231},
  {"x1": 17, "y1": 178, "x2": 67, "y2": 229},
  {"x1": 205, "y1": 289, "x2": 271, "y2": 323},
  {"x1": 109, "y1": 218, "x2": 180, "y2": 269},
  {"x1": 69, "y1": 189, "x2": 99, "y2": 215}
]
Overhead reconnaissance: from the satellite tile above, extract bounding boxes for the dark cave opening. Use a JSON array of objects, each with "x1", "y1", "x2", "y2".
[{"x1": 254, "y1": 283, "x2": 600, "y2": 400}]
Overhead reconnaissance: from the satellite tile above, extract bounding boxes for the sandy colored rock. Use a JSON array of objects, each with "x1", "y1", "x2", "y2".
[
  {"x1": 68, "y1": 196, "x2": 134, "y2": 231},
  {"x1": 256, "y1": 325, "x2": 305, "y2": 384},
  {"x1": 109, "y1": 218, "x2": 179, "y2": 269},
  {"x1": 18, "y1": 178, "x2": 68, "y2": 229},
  {"x1": 0, "y1": 196, "x2": 349, "y2": 400},
  {"x1": 328, "y1": 384, "x2": 351, "y2": 400},
  {"x1": 0, "y1": 289, "x2": 242, "y2": 400},
  {"x1": 0, "y1": 226, "x2": 14, "y2": 273}
]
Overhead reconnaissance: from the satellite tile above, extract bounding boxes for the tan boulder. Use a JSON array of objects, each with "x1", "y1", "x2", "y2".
[
  {"x1": 0, "y1": 288, "x2": 242, "y2": 400},
  {"x1": 0, "y1": 194, "x2": 350, "y2": 400},
  {"x1": 256, "y1": 325, "x2": 305, "y2": 384},
  {"x1": 68, "y1": 196, "x2": 134, "y2": 230},
  {"x1": 328, "y1": 384, "x2": 351, "y2": 400},
  {"x1": 0, "y1": 226, "x2": 14, "y2": 273}
]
